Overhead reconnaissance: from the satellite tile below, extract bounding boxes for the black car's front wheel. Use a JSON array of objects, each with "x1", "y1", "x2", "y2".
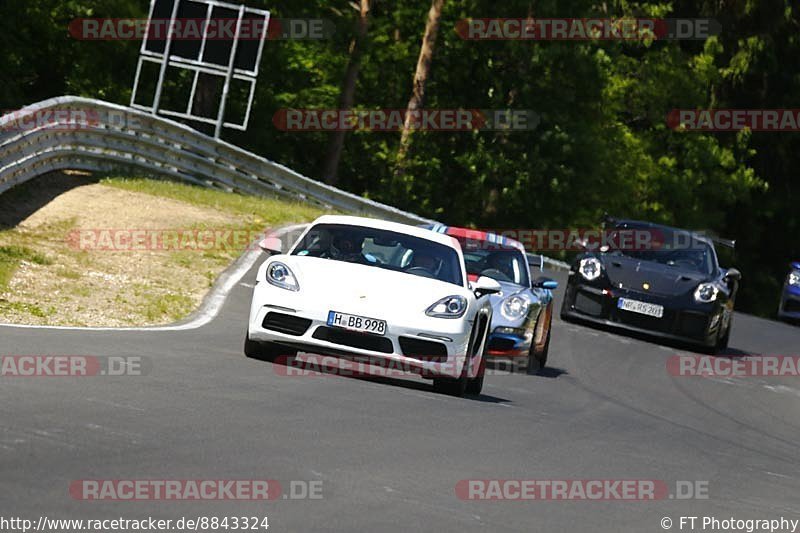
[
  {"x1": 716, "y1": 318, "x2": 732, "y2": 351},
  {"x1": 559, "y1": 287, "x2": 574, "y2": 322}
]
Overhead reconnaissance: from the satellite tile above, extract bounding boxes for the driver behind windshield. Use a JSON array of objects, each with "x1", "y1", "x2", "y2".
[
  {"x1": 329, "y1": 231, "x2": 377, "y2": 264},
  {"x1": 608, "y1": 227, "x2": 713, "y2": 274},
  {"x1": 407, "y1": 249, "x2": 442, "y2": 278},
  {"x1": 483, "y1": 252, "x2": 515, "y2": 282}
]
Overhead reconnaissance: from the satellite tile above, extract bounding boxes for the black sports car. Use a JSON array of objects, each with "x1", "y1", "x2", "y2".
[{"x1": 560, "y1": 219, "x2": 741, "y2": 352}]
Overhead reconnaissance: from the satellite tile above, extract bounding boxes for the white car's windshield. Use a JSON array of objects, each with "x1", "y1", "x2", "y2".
[{"x1": 292, "y1": 223, "x2": 464, "y2": 286}]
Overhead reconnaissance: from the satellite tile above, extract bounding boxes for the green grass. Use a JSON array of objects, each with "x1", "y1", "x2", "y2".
[
  {"x1": 0, "y1": 300, "x2": 51, "y2": 318},
  {"x1": 55, "y1": 267, "x2": 81, "y2": 280},
  {"x1": 0, "y1": 174, "x2": 329, "y2": 326},
  {"x1": 0, "y1": 245, "x2": 53, "y2": 290},
  {"x1": 144, "y1": 293, "x2": 195, "y2": 322},
  {"x1": 101, "y1": 177, "x2": 326, "y2": 231}
]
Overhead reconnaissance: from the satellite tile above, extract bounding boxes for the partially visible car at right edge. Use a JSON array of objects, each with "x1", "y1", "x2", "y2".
[{"x1": 777, "y1": 261, "x2": 800, "y2": 323}]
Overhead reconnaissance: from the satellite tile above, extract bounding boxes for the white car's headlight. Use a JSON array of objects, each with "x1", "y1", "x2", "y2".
[
  {"x1": 501, "y1": 295, "x2": 529, "y2": 320},
  {"x1": 579, "y1": 257, "x2": 602, "y2": 281},
  {"x1": 789, "y1": 271, "x2": 800, "y2": 286},
  {"x1": 426, "y1": 295, "x2": 467, "y2": 318},
  {"x1": 694, "y1": 283, "x2": 719, "y2": 303},
  {"x1": 266, "y1": 262, "x2": 299, "y2": 291}
]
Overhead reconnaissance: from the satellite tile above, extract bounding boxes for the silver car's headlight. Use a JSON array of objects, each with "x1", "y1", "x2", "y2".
[
  {"x1": 694, "y1": 283, "x2": 719, "y2": 303},
  {"x1": 789, "y1": 271, "x2": 800, "y2": 286},
  {"x1": 266, "y1": 262, "x2": 299, "y2": 291},
  {"x1": 426, "y1": 295, "x2": 467, "y2": 318},
  {"x1": 579, "y1": 257, "x2": 602, "y2": 281},
  {"x1": 501, "y1": 295, "x2": 529, "y2": 320}
]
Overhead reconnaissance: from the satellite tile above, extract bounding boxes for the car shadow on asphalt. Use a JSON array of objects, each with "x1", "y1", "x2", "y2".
[
  {"x1": 485, "y1": 361, "x2": 569, "y2": 379},
  {"x1": 533, "y1": 367, "x2": 569, "y2": 378},
  {"x1": 560, "y1": 317, "x2": 757, "y2": 358},
  {"x1": 266, "y1": 354, "x2": 512, "y2": 403}
]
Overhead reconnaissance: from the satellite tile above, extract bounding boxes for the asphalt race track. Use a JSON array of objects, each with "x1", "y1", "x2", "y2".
[{"x1": 2, "y1": 264, "x2": 800, "y2": 532}]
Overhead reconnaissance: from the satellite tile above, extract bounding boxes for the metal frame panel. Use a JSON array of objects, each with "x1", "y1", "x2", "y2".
[{"x1": 130, "y1": 0, "x2": 269, "y2": 137}]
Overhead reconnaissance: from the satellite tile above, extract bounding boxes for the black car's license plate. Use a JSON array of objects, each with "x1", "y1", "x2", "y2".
[{"x1": 617, "y1": 298, "x2": 664, "y2": 318}]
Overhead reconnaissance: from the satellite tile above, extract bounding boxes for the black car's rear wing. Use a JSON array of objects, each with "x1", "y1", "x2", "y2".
[
  {"x1": 704, "y1": 235, "x2": 736, "y2": 249},
  {"x1": 601, "y1": 214, "x2": 736, "y2": 250}
]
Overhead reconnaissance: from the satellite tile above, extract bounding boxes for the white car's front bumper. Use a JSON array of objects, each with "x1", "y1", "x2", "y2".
[{"x1": 247, "y1": 282, "x2": 478, "y2": 379}]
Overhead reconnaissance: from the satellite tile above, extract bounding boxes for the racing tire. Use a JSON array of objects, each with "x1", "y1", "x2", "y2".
[
  {"x1": 433, "y1": 342, "x2": 472, "y2": 397},
  {"x1": 559, "y1": 294, "x2": 573, "y2": 322},
  {"x1": 466, "y1": 319, "x2": 490, "y2": 395},
  {"x1": 466, "y1": 352, "x2": 486, "y2": 396},
  {"x1": 716, "y1": 321, "x2": 731, "y2": 352},
  {"x1": 244, "y1": 333, "x2": 296, "y2": 363},
  {"x1": 527, "y1": 327, "x2": 551, "y2": 375}
]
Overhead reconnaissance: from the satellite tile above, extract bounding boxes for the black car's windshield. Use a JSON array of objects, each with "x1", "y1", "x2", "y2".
[
  {"x1": 461, "y1": 247, "x2": 530, "y2": 286},
  {"x1": 292, "y1": 223, "x2": 464, "y2": 286},
  {"x1": 609, "y1": 227, "x2": 716, "y2": 275}
]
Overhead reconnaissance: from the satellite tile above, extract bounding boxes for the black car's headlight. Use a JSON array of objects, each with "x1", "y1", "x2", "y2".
[
  {"x1": 789, "y1": 271, "x2": 800, "y2": 286},
  {"x1": 579, "y1": 257, "x2": 602, "y2": 281},
  {"x1": 501, "y1": 295, "x2": 529, "y2": 320},
  {"x1": 267, "y1": 262, "x2": 299, "y2": 291},
  {"x1": 694, "y1": 283, "x2": 719, "y2": 303},
  {"x1": 426, "y1": 295, "x2": 467, "y2": 318}
]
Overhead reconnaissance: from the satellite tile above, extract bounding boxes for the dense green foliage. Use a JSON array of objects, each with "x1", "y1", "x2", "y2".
[{"x1": 1, "y1": 0, "x2": 797, "y2": 316}]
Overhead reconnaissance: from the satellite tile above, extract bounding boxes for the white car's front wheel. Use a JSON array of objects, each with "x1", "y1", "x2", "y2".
[
  {"x1": 434, "y1": 320, "x2": 487, "y2": 397},
  {"x1": 465, "y1": 356, "x2": 485, "y2": 395},
  {"x1": 244, "y1": 333, "x2": 296, "y2": 363},
  {"x1": 433, "y1": 356, "x2": 470, "y2": 397}
]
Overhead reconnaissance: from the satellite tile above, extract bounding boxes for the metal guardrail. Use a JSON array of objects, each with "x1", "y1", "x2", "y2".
[
  {"x1": 0, "y1": 96, "x2": 571, "y2": 270},
  {"x1": 0, "y1": 96, "x2": 434, "y2": 225},
  {"x1": 528, "y1": 253, "x2": 571, "y2": 273}
]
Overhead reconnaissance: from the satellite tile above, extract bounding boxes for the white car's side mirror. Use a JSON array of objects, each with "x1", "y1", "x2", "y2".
[
  {"x1": 473, "y1": 276, "x2": 501, "y2": 299},
  {"x1": 259, "y1": 236, "x2": 283, "y2": 255}
]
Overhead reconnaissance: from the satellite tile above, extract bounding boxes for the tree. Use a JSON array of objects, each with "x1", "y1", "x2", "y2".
[
  {"x1": 393, "y1": 0, "x2": 445, "y2": 179},
  {"x1": 321, "y1": 0, "x2": 372, "y2": 185}
]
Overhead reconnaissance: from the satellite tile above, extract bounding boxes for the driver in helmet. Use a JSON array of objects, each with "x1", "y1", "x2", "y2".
[
  {"x1": 408, "y1": 249, "x2": 441, "y2": 278},
  {"x1": 330, "y1": 231, "x2": 380, "y2": 265}
]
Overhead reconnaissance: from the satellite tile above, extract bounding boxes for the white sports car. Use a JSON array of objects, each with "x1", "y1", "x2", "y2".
[{"x1": 245, "y1": 215, "x2": 500, "y2": 396}]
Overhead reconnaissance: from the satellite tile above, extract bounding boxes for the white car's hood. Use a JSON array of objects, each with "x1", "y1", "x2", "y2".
[{"x1": 277, "y1": 256, "x2": 470, "y2": 314}]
